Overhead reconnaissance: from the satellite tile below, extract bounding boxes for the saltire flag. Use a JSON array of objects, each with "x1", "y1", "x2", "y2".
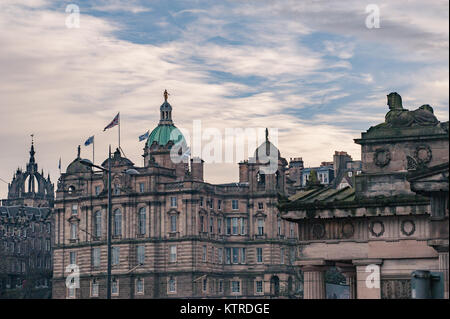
[
  {"x1": 103, "y1": 112, "x2": 120, "y2": 131},
  {"x1": 84, "y1": 135, "x2": 94, "y2": 146},
  {"x1": 139, "y1": 131, "x2": 149, "y2": 142},
  {"x1": 58, "y1": 158, "x2": 61, "y2": 170}
]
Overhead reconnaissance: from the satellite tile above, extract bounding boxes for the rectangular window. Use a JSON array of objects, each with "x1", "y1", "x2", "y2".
[
  {"x1": 95, "y1": 186, "x2": 101, "y2": 196},
  {"x1": 169, "y1": 245, "x2": 177, "y2": 262},
  {"x1": 202, "y1": 245, "x2": 207, "y2": 262},
  {"x1": 170, "y1": 196, "x2": 177, "y2": 207},
  {"x1": 218, "y1": 218, "x2": 222, "y2": 234},
  {"x1": 290, "y1": 223, "x2": 295, "y2": 238},
  {"x1": 280, "y1": 248, "x2": 285, "y2": 264},
  {"x1": 92, "y1": 248, "x2": 100, "y2": 267},
  {"x1": 136, "y1": 278, "x2": 144, "y2": 294},
  {"x1": 258, "y1": 202, "x2": 264, "y2": 210},
  {"x1": 91, "y1": 280, "x2": 99, "y2": 297},
  {"x1": 200, "y1": 216, "x2": 205, "y2": 232},
  {"x1": 209, "y1": 217, "x2": 214, "y2": 234},
  {"x1": 232, "y1": 247, "x2": 239, "y2": 264},
  {"x1": 232, "y1": 217, "x2": 238, "y2": 235},
  {"x1": 231, "y1": 281, "x2": 240, "y2": 293},
  {"x1": 138, "y1": 208, "x2": 146, "y2": 235},
  {"x1": 257, "y1": 247, "x2": 263, "y2": 263},
  {"x1": 218, "y1": 280, "x2": 223, "y2": 293},
  {"x1": 290, "y1": 247, "x2": 296, "y2": 264},
  {"x1": 168, "y1": 277, "x2": 176, "y2": 293},
  {"x1": 209, "y1": 199, "x2": 214, "y2": 209},
  {"x1": 218, "y1": 248, "x2": 223, "y2": 264},
  {"x1": 170, "y1": 215, "x2": 177, "y2": 232},
  {"x1": 139, "y1": 183, "x2": 145, "y2": 193},
  {"x1": 232, "y1": 200, "x2": 238, "y2": 210},
  {"x1": 257, "y1": 219, "x2": 264, "y2": 236},
  {"x1": 111, "y1": 279, "x2": 119, "y2": 295},
  {"x1": 70, "y1": 223, "x2": 78, "y2": 240},
  {"x1": 256, "y1": 280, "x2": 263, "y2": 293},
  {"x1": 137, "y1": 245, "x2": 145, "y2": 265},
  {"x1": 71, "y1": 204, "x2": 78, "y2": 215},
  {"x1": 114, "y1": 185, "x2": 120, "y2": 195},
  {"x1": 240, "y1": 217, "x2": 246, "y2": 235},
  {"x1": 202, "y1": 278, "x2": 207, "y2": 292},
  {"x1": 70, "y1": 251, "x2": 76, "y2": 265},
  {"x1": 112, "y1": 247, "x2": 120, "y2": 266},
  {"x1": 225, "y1": 247, "x2": 231, "y2": 264},
  {"x1": 199, "y1": 197, "x2": 204, "y2": 207},
  {"x1": 226, "y1": 218, "x2": 231, "y2": 235},
  {"x1": 217, "y1": 200, "x2": 222, "y2": 210},
  {"x1": 240, "y1": 248, "x2": 246, "y2": 264}
]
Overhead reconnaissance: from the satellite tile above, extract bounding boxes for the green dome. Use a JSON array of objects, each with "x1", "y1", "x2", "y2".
[{"x1": 147, "y1": 124, "x2": 185, "y2": 147}]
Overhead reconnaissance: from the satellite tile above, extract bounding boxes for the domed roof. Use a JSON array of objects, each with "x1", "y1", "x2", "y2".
[
  {"x1": 147, "y1": 124, "x2": 185, "y2": 147},
  {"x1": 67, "y1": 146, "x2": 91, "y2": 174},
  {"x1": 101, "y1": 148, "x2": 134, "y2": 167}
]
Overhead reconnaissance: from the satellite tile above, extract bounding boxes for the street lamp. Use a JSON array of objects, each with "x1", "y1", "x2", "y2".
[{"x1": 79, "y1": 146, "x2": 140, "y2": 299}]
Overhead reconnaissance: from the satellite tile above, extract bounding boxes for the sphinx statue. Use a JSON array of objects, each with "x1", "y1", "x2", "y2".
[{"x1": 378, "y1": 92, "x2": 439, "y2": 128}]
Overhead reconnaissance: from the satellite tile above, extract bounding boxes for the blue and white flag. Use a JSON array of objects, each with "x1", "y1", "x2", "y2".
[
  {"x1": 139, "y1": 131, "x2": 149, "y2": 142},
  {"x1": 58, "y1": 157, "x2": 61, "y2": 170},
  {"x1": 84, "y1": 135, "x2": 94, "y2": 146}
]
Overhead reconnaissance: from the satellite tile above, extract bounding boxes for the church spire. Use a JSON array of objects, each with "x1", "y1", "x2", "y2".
[{"x1": 29, "y1": 134, "x2": 35, "y2": 164}]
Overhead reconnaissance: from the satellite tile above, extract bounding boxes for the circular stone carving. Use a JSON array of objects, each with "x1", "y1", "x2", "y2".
[
  {"x1": 374, "y1": 148, "x2": 391, "y2": 167},
  {"x1": 369, "y1": 221, "x2": 385, "y2": 237},
  {"x1": 401, "y1": 220, "x2": 416, "y2": 236},
  {"x1": 414, "y1": 145, "x2": 432, "y2": 164},
  {"x1": 341, "y1": 221, "x2": 355, "y2": 238},
  {"x1": 311, "y1": 223, "x2": 325, "y2": 239}
]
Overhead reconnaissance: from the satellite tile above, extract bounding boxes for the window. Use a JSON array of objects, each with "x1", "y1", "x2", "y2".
[
  {"x1": 138, "y1": 207, "x2": 146, "y2": 235},
  {"x1": 70, "y1": 251, "x2": 76, "y2": 265},
  {"x1": 277, "y1": 219, "x2": 282, "y2": 236},
  {"x1": 257, "y1": 248, "x2": 263, "y2": 263},
  {"x1": 46, "y1": 239, "x2": 51, "y2": 251},
  {"x1": 94, "y1": 211, "x2": 102, "y2": 237},
  {"x1": 209, "y1": 217, "x2": 214, "y2": 234},
  {"x1": 113, "y1": 209, "x2": 122, "y2": 237},
  {"x1": 232, "y1": 200, "x2": 239, "y2": 210},
  {"x1": 225, "y1": 248, "x2": 231, "y2": 264},
  {"x1": 218, "y1": 218, "x2": 222, "y2": 234},
  {"x1": 114, "y1": 184, "x2": 120, "y2": 195},
  {"x1": 91, "y1": 279, "x2": 99, "y2": 297},
  {"x1": 232, "y1": 217, "x2": 238, "y2": 235},
  {"x1": 257, "y1": 219, "x2": 264, "y2": 236},
  {"x1": 289, "y1": 247, "x2": 296, "y2": 264},
  {"x1": 256, "y1": 280, "x2": 263, "y2": 294},
  {"x1": 218, "y1": 280, "x2": 223, "y2": 293},
  {"x1": 169, "y1": 245, "x2": 177, "y2": 262},
  {"x1": 71, "y1": 204, "x2": 78, "y2": 215},
  {"x1": 170, "y1": 196, "x2": 177, "y2": 207},
  {"x1": 240, "y1": 248, "x2": 246, "y2": 264},
  {"x1": 111, "y1": 278, "x2": 119, "y2": 296},
  {"x1": 200, "y1": 216, "x2": 205, "y2": 232},
  {"x1": 218, "y1": 248, "x2": 223, "y2": 264},
  {"x1": 240, "y1": 217, "x2": 246, "y2": 235},
  {"x1": 137, "y1": 245, "x2": 145, "y2": 265},
  {"x1": 170, "y1": 215, "x2": 177, "y2": 232},
  {"x1": 226, "y1": 218, "x2": 231, "y2": 235},
  {"x1": 232, "y1": 247, "x2": 239, "y2": 264},
  {"x1": 70, "y1": 223, "x2": 78, "y2": 240},
  {"x1": 139, "y1": 182, "x2": 145, "y2": 193},
  {"x1": 92, "y1": 248, "x2": 100, "y2": 267},
  {"x1": 199, "y1": 197, "x2": 204, "y2": 207},
  {"x1": 202, "y1": 245, "x2": 207, "y2": 262},
  {"x1": 168, "y1": 277, "x2": 176, "y2": 293},
  {"x1": 290, "y1": 223, "x2": 295, "y2": 238},
  {"x1": 136, "y1": 278, "x2": 144, "y2": 294},
  {"x1": 231, "y1": 281, "x2": 240, "y2": 293},
  {"x1": 280, "y1": 248, "x2": 285, "y2": 264},
  {"x1": 202, "y1": 278, "x2": 207, "y2": 292},
  {"x1": 258, "y1": 202, "x2": 264, "y2": 210},
  {"x1": 217, "y1": 200, "x2": 222, "y2": 210},
  {"x1": 112, "y1": 247, "x2": 120, "y2": 266},
  {"x1": 95, "y1": 186, "x2": 101, "y2": 196}
]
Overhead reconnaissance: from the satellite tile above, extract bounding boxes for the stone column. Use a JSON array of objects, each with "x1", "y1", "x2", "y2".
[
  {"x1": 336, "y1": 263, "x2": 356, "y2": 299},
  {"x1": 353, "y1": 259, "x2": 383, "y2": 299},
  {"x1": 298, "y1": 261, "x2": 328, "y2": 299},
  {"x1": 439, "y1": 251, "x2": 449, "y2": 299}
]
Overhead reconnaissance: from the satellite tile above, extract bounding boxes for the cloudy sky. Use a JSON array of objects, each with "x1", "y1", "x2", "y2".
[{"x1": 0, "y1": 0, "x2": 448, "y2": 198}]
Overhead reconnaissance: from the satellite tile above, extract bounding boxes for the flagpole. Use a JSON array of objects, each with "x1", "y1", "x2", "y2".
[
  {"x1": 118, "y1": 112, "x2": 121, "y2": 150},
  {"x1": 93, "y1": 137, "x2": 95, "y2": 164}
]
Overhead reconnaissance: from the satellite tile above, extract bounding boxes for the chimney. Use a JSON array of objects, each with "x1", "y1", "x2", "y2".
[
  {"x1": 239, "y1": 161, "x2": 249, "y2": 183},
  {"x1": 333, "y1": 151, "x2": 352, "y2": 177},
  {"x1": 190, "y1": 157, "x2": 204, "y2": 181}
]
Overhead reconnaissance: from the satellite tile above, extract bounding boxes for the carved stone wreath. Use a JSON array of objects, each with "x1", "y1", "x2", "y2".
[
  {"x1": 311, "y1": 223, "x2": 325, "y2": 239},
  {"x1": 414, "y1": 145, "x2": 432, "y2": 165},
  {"x1": 341, "y1": 221, "x2": 355, "y2": 239},
  {"x1": 374, "y1": 148, "x2": 391, "y2": 167},
  {"x1": 401, "y1": 220, "x2": 416, "y2": 236},
  {"x1": 369, "y1": 220, "x2": 385, "y2": 237}
]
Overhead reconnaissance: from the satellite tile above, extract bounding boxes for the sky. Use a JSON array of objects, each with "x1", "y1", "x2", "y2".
[{"x1": 0, "y1": 0, "x2": 448, "y2": 198}]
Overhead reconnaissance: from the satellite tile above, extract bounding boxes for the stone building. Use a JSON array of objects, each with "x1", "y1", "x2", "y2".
[
  {"x1": 51, "y1": 93, "x2": 301, "y2": 299},
  {"x1": 279, "y1": 92, "x2": 449, "y2": 299},
  {"x1": 0, "y1": 142, "x2": 54, "y2": 298}
]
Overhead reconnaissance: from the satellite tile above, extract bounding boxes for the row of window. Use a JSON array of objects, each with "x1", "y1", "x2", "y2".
[{"x1": 2, "y1": 239, "x2": 51, "y2": 254}]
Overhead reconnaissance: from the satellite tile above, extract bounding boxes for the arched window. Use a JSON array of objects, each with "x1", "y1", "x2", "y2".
[
  {"x1": 94, "y1": 211, "x2": 102, "y2": 238},
  {"x1": 113, "y1": 209, "x2": 122, "y2": 237},
  {"x1": 138, "y1": 207, "x2": 146, "y2": 235}
]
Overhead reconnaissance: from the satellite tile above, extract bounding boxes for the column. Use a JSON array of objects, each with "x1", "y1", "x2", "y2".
[
  {"x1": 439, "y1": 251, "x2": 449, "y2": 299},
  {"x1": 336, "y1": 263, "x2": 356, "y2": 299},
  {"x1": 299, "y1": 261, "x2": 328, "y2": 299}
]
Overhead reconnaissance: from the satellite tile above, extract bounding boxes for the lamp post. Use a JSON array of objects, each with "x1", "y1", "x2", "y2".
[{"x1": 80, "y1": 146, "x2": 139, "y2": 299}]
